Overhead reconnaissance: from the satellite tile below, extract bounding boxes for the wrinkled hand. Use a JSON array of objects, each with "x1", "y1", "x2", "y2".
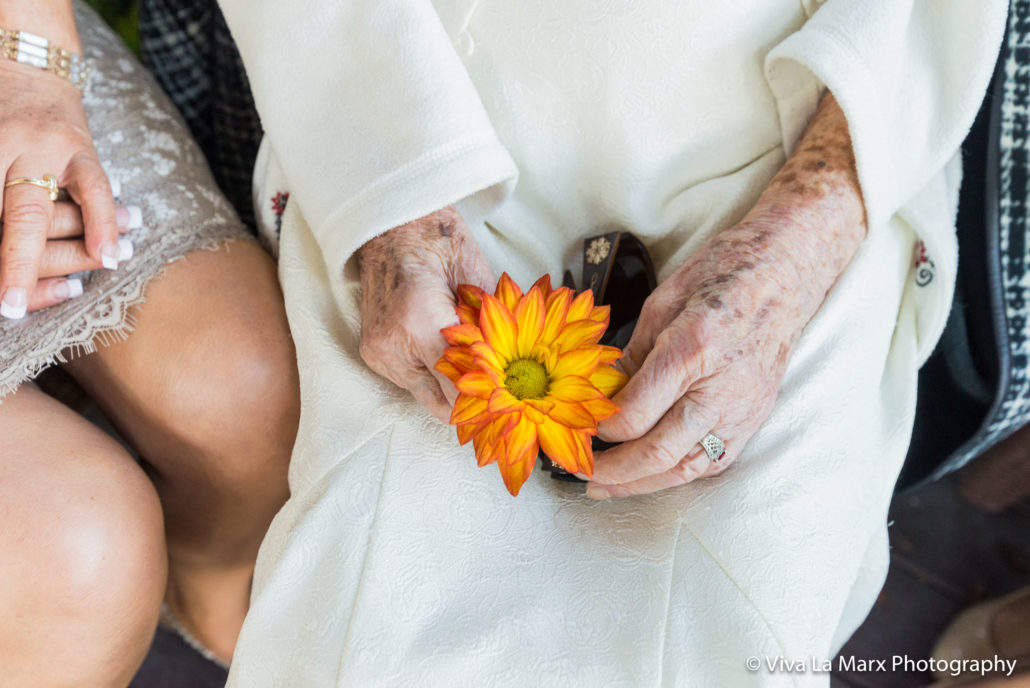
[
  {"x1": 0, "y1": 59, "x2": 124, "y2": 319},
  {"x1": 357, "y1": 206, "x2": 495, "y2": 421},
  {"x1": 589, "y1": 93, "x2": 867, "y2": 499},
  {"x1": 588, "y1": 216, "x2": 818, "y2": 498}
]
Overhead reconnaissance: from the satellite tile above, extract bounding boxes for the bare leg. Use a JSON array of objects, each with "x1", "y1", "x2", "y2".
[
  {"x1": 0, "y1": 385, "x2": 166, "y2": 687},
  {"x1": 65, "y1": 239, "x2": 300, "y2": 661}
]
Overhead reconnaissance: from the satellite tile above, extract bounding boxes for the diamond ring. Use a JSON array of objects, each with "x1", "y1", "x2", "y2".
[{"x1": 699, "y1": 433, "x2": 725, "y2": 462}]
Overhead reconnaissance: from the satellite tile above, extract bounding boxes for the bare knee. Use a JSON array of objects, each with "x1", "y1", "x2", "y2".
[
  {"x1": 0, "y1": 413, "x2": 166, "y2": 687},
  {"x1": 69, "y1": 240, "x2": 299, "y2": 495},
  {"x1": 170, "y1": 312, "x2": 299, "y2": 492}
]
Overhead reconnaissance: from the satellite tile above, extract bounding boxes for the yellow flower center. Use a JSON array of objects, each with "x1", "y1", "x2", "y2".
[{"x1": 504, "y1": 358, "x2": 549, "y2": 400}]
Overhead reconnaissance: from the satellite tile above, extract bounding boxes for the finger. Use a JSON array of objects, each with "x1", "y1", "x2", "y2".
[
  {"x1": 591, "y1": 394, "x2": 716, "y2": 484},
  {"x1": 587, "y1": 435, "x2": 740, "y2": 500},
  {"x1": 619, "y1": 291, "x2": 683, "y2": 377},
  {"x1": 27, "y1": 277, "x2": 84, "y2": 313},
  {"x1": 47, "y1": 202, "x2": 139, "y2": 239},
  {"x1": 408, "y1": 367, "x2": 452, "y2": 423},
  {"x1": 430, "y1": 366, "x2": 459, "y2": 407},
  {"x1": 38, "y1": 237, "x2": 133, "y2": 278},
  {"x1": 1, "y1": 164, "x2": 57, "y2": 319},
  {"x1": 587, "y1": 452, "x2": 711, "y2": 500},
  {"x1": 598, "y1": 315, "x2": 704, "y2": 442},
  {"x1": 61, "y1": 152, "x2": 123, "y2": 268}
]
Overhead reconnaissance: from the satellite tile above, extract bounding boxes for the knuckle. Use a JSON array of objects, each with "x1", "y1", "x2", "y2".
[
  {"x1": 2, "y1": 254, "x2": 39, "y2": 277},
  {"x1": 671, "y1": 456, "x2": 706, "y2": 482},
  {"x1": 78, "y1": 175, "x2": 112, "y2": 200},
  {"x1": 4, "y1": 202, "x2": 51, "y2": 229},
  {"x1": 641, "y1": 438, "x2": 680, "y2": 471}
]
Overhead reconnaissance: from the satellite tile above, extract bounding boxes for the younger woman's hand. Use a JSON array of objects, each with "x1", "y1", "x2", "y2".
[
  {"x1": 22, "y1": 201, "x2": 139, "y2": 313},
  {"x1": 0, "y1": 60, "x2": 123, "y2": 319}
]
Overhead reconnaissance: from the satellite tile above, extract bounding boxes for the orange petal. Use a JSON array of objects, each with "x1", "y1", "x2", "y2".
[
  {"x1": 573, "y1": 430, "x2": 595, "y2": 477},
  {"x1": 504, "y1": 416, "x2": 538, "y2": 465},
  {"x1": 457, "y1": 284, "x2": 485, "y2": 309},
  {"x1": 443, "y1": 347, "x2": 478, "y2": 374},
  {"x1": 567, "y1": 290, "x2": 596, "y2": 322},
  {"x1": 540, "y1": 288, "x2": 572, "y2": 345},
  {"x1": 495, "y1": 273, "x2": 524, "y2": 312},
  {"x1": 498, "y1": 444, "x2": 536, "y2": 497},
  {"x1": 525, "y1": 397, "x2": 555, "y2": 414},
  {"x1": 598, "y1": 345, "x2": 623, "y2": 365},
  {"x1": 546, "y1": 285, "x2": 575, "y2": 309},
  {"x1": 456, "y1": 371, "x2": 499, "y2": 400},
  {"x1": 547, "y1": 400, "x2": 597, "y2": 429},
  {"x1": 588, "y1": 303, "x2": 611, "y2": 324},
  {"x1": 590, "y1": 365, "x2": 629, "y2": 397},
  {"x1": 435, "y1": 358, "x2": 462, "y2": 384},
  {"x1": 479, "y1": 293, "x2": 518, "y2": 361},
  {"x1": 441, "y1": 323, "x2": 483, "y2": 347},
  {"x1": 548, "y1": 375, "x2": 602, "y2": 403},
  {"x1": 550, "y1": 346, "x2": 602, "y2": 380},
  {"x1": 488, "y1": 387, "x2": 524, "y2": 414},
  {"x1": 455, "y1": 304, "x2": 480, "y2": 327},
  {"x1": 581, "y1": 396, "x2": 620, "y2": 422},
  {"x1": 556, "y1": 318, "x2": 608, "y2": 352},
  {"x1": 456, "y1": 422, "x2": 480, "y2": 445},
  {"x1": 473, "y1": 434, "x2": 504, "y2": 467},
  {"x1": 451, "y1": 394, "x2": 490, "y2": 425},
  {"x1": 538, "y1": 419, "x2": 583, "y2": 474},
  {"x1": 470, "y1": 340, "x2": 507, "y2": 376},
  {"x1": 529, "y1": 343, "x2": 559, "y2": 373},
  {"x1": 514, "y1": 287, "x2": 546, "y2": 357},
  {"x1": 531, "y1": 274, "x2": 553, "y2": 299},
  {"x1": 480, "y1": 412, "x2": 520, "y2": 447},
  {"x1": 523, "y1": 402, "x2": 546, "y2": 423}
]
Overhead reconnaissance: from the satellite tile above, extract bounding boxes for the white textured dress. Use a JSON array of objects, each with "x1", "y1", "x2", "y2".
[{"x1": 220, "y1": 1, "x2": 1006, "y2": 685}]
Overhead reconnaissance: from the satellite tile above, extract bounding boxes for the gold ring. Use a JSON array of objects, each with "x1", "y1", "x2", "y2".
[{"x1": 4, "y1": 174, "x2": 60, "y2": 201}]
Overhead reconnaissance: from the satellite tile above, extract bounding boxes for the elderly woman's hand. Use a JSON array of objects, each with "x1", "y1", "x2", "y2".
[
  {"x1": 589, "y1": 93, "x2": 868, "y2": 499},
  {"x1": 0, "y1": 4, "x2": 125, "y2": 320},
  {"x1": 357, "y1": 206, "x2": 495, "y2": 422}
]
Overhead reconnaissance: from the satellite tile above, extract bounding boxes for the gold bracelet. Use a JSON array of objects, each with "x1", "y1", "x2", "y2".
[{"x1": 0, "y1": 27, "x2": 93, "y2": 91}]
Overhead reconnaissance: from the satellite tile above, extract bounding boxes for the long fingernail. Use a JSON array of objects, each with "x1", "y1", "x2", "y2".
[
  {"x1": 1, "y1": 288, "x2": 28, "y2": 320},
  {"x1": 586, "y1": 484, "x2": 611, "y2": 501},
  {"x1": 110, "y1": 178, "x2": 121, "y2": 198},
  {"x1": 117, "y1": 238, "x2": 134, "y2": 262},
  {"x1": 53, "y1": 278, "x2": 84, "y2": 300},
  {"x1": 101, "y1": 242, "x2": 120, "y2": 269},
  {"x1": 115, "y1": 205, "x2": 143, "y2": 230}
]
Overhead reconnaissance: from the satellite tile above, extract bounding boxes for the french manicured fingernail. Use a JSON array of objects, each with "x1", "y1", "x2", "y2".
[
  {"x1": 115, "y1": 205, "x2": 143, "y2": 229},
  {"x1": 101, "y1": 242, "x2": 120, "y2": 269},
  {"x1": 1, "y1": 288, "x2": 28, "y2": 320},
  {"x1": 53, "y1": 278, "x2": 84, "y2": 300},
  {"x1": 110, "y1": 178, "x2": 121, "y2": 197},
  {"x1": 586, "y1": 484, "x2": 611, "y2": 501},
  {"x1": 117, "y1": 238, "x2": 134, "y2": 262}
]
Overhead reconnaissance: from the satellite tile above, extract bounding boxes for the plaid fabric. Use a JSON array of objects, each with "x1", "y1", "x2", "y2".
[
  {"x1": 138, "y1": 0, "x2": 262, "y2": 228},
  {"x1": 925, "y1": 0, "x2": 1030, "y2": 481}
]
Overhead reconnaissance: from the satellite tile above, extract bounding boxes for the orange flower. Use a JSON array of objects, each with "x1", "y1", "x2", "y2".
[{"x1": 435, "y1": 273, "x2": 628, "y2": 496}]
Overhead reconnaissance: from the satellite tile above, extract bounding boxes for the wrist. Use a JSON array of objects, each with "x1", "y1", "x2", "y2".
[
  {"x1": 0, "y1": 1, "x2": 80, "y2": 51},
  {"x1": 357, "y1": 206, "x2": 463, "y2": 267}
]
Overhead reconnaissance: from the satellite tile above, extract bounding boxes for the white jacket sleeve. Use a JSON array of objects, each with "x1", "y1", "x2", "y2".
[
  {"x1": 765, "y1": 0, "x2": 1007, "y2": 230},
  {"x1": 218, "y1": 0, "x2": 518, "y2": 280}
]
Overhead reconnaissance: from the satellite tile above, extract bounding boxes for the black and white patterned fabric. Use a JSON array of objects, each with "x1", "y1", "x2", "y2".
[
  {"x1": 138, "y1": 0, "x2": 263, "y2": 228},
  {"x1": 926, "y1": 0, "x2": 1030, "y2": 480}
]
